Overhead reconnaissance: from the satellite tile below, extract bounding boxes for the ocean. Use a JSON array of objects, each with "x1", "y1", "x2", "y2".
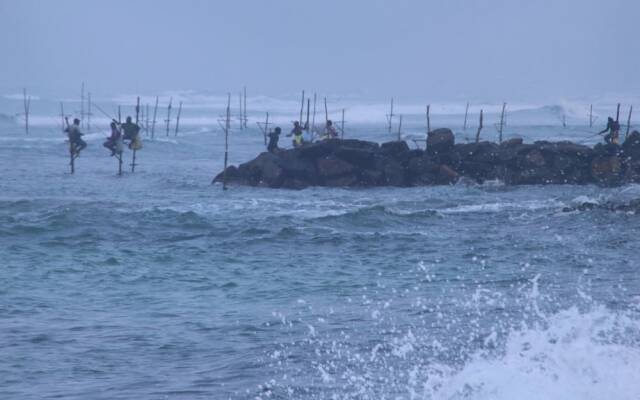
[{"x1": 1, "y1": 94, "x2": 639, "y2": 399}]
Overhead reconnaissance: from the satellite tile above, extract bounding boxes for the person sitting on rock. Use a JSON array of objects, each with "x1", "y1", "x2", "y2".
[
  {"x1": 322, "y1": 120, "x2": 338, "y2": 140},
  {"x1": 599, "y1": 117, "x2": 620, "y2": 144},
  {"x1": 287, "y1": 121, "x2": 304, "y2": 148},
  {"x1": 267, "y1": 127, "x2": 281, "y2": 153}
]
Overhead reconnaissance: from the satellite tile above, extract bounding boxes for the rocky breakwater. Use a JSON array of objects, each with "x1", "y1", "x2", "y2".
[{"x1": 213, "y1": 129, "x2": 640, "y2": 189}]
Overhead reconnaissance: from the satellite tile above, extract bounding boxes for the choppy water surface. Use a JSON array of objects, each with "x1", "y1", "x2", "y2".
[{"x1": 1, "y1": 123, "x2": 639, "y2": 400}]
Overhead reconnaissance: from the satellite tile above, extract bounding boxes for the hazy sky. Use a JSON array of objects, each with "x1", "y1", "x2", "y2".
[{"x1": 1, "y1": 0, "x2": 638, "y2": 100}]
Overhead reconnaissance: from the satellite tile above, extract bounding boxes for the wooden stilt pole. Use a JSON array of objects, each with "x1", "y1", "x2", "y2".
[
  {"x1": 397, "y1": 115, "x2": 403, "y2": 141},
  {"x1": 299, "y1": 90, "x2": 305, "y2": 124},
  {"x1": 135, "y1": 96, "x2": 140, "y2": 124},
  {"x1": 118, "y1": 106, "x2": 122, "y2": 124},
  {"x1": 426, "y1": 104, "x2": 431, "y2": 135},
  {"x1": 131, "y1": 148, "x2": 137, "y2": 173},
  {"x1": 145, "y1": 104, "x2": 150, "y2": 135},
  {"x1": 341, "y1": 108, "x2": 345, "y2": 139},
  {"x1": 388, "y1": 98, "x2": 394, "y2": 134},
  {"x1": 60, "y1": 102, "x2": 65, "y2": 131},
  {"x1": 305, "y1": 98, "x2": 310, "y2": 132},
  {"x1": 223, "y1": 93, "x2": 231, "y2": 191},
  {"x1": 562, "y1": 114, "x2": 567, "y2": 128},
  {"x1": 626, "y1": 105, "x2": 633, "y2": 139},
  {"x1": 80, "y1": 82, "x2": 85, "y2": 129},
  {"x1": 117, "y1": 152, "x2": 123, "y2": 176},
  {"x1": 151, "y1": 96, "x2": 158, "y2": 138},
  {"x1": 243, "y1": 86, "x2": 248, "y2": 128},
  {"x1": 498, "y1": 102, "x2": 506, "y2": 143},
  {"x1": 311, "y1": 93, "x2": 317, "y2": 137},
  {"x1": 475, "y1": 109, "x2": 483, "y2": 143},
  {"x1": 166, "y1": 97, "x2": 173, "y2": 136},
  {"x1": 324, "y1": 97, "x2": 328, "y2": 124},
  {"x1": 264, "y1": 112, "x2": 269, "y2": 145},
  {"x1": 87, "y1": 92, "x2": 92, "y2": 132},
  {"x1": 238, "y1": 91, "x2": 243, "y2": 130},
  {"x1": 23, "y1": 88, "x2": 30, "y2": 135},
  {"x1": 174, "y1": 101, "x2": 183, "y2": 136},
  {"x1": 616, "y1": 103, "x2": 621, "y2": 123},
  {"x1": 463, "y1": 101, "x2": 469, "y2": 130},
  {"x1": 589, "y1": 104, "x2": 593, "y2": 128}
]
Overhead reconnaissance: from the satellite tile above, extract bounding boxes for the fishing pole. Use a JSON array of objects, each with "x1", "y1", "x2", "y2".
[{"x1": 91, "y1": 102, "x2": 117, "y2": 122}]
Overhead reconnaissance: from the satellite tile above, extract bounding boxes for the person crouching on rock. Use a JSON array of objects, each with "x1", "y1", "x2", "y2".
[
  {"x1": 103, "y1": 121, "x2": 123, "y2": 156},
  {"x1": 599, "y1": 117, "x2": 620, "y2": 144},
  {"x1": 288, "y1": 121, "x2": 304, "y2": 148},
  {"x1": 267, "y1": 127, "x2": 281, "y2": 153}
]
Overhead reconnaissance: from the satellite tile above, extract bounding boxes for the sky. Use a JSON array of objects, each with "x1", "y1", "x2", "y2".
[{"x1": 1, "y1": 0, "x2": 639, "y2": 101}]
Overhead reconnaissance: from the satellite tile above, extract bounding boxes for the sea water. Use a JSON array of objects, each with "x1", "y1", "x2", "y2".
[{"x1": 1, "y1": 95, "x2": 639, "y2": 399}]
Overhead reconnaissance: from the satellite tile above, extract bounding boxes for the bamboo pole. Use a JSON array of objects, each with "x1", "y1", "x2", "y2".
[
  {"x1": 324, "y1": 97, "x2": 328, "y2": 124},
  {"x1": 23, "y1": 88, "x2": 30, "y2": 135},
  {"x1": 135, "y1": 96, "x2": 140, "y2": 124},
  {"x1": 341, "y1": 108, "x2": 345, "y2": 139},
  {"x1": 87, "y1": 92, "x2": 92, "y2": 131},
  {"x1": 238, "y1": 92, "x2": 242, "y2": 130},
  {"x1": 463, "y1": 102, "x2": 469, "y2": 130},
  {"x1": 60, "y1": 102, "x2": 65, "y2": 131},
  {"x1": 223, "y1": 93, "x2": 231, "y2": 191},
  {"x1": 80, "y1": 82, "x2": 85, "y2": 129},
  {"x1": 117, "y1": 152, "x2": 123, "y2": 176},
  {"x1": 166, "y1": 97, "x2": 173, "y2": 136},
  {"x1": 145, "y1": 104, "x2": 150, "y2": 135},
  {"x1": 151, "y1": 96, "x2": 158, "y2": 138},
  {"x1": 397, "y1": 115, "x2": 403, "y2": 141},
  {"x1": 498, "y1": 102, "x2": 506, "y2": 143},
  {"x1": 388, "y1": 98, "x2": 394, "y2": 133},
  {"x1": 311, "y1": 93, "x2": 317, "y2": 136},
  {"x1": 174, "y1": 101, "x2": 183, "y2": 136},
  {"x1": 426, "y1": 104, "x2": 431, "y2": 135},
  {"x1": 299, "y1": 90, "x2": 305, "y2": 124},
  {"x1": 305, "y1": 98, "x2": 310, "y2": 132},
  {"x1": 64, "y1": 116, "x2": 76, "y2": 174},
  {"x1": 131, "y1": 148, "x2": 137, "y2": 173},
  {"x1": 243, "y1": 86, "x2": 248, "y2": 128},
  {"x1": 263, "y1": 112, "x2": 269, "y2": 145},
  {"x1": 475, "y1": 109, "x2": 483, "y2": 143},
  {"x1": 626, "y1": 105, "x2": 633, "y2": 139}
]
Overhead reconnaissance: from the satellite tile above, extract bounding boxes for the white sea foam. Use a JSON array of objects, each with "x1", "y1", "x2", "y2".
[{"x1": 422, "y1": 306, "x2": 640, "y2": 400}]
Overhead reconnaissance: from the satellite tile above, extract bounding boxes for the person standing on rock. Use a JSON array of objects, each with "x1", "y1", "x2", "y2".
[
  {"x1": 267, "y1": 127, "x2": 281, "y2": 153},
  {"x1": 322, "y1": 120, "x2": 338, "y2": 140},
  {"x1": 288, "y1": 121, "x2": 304, "y2": 148},
  {"x1": 599, "y1": 117, "x2": 620, "y2": 144}
]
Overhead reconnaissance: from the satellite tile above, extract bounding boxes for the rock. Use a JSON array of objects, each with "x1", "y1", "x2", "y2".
[
  {"x1": 379, "y1": 141, "x2": 410, "y2": 157},
  {"x1": 438, "y1": 165, "x2": 459, "y2": 184},
  {"x1": 426, "y1": 128, "x2": 455, "y2": 156},
  {"x1": 591, "y1": 155, "x2": 622, "y2": 186},
  {"x1": 212, "y1": 129, "x2": 640, "y2": 189},
  {"x1": 334, "y1": 147, "x2": 376, "y2": 170},
  {"x1": 622, "y1": 131, "x2": 640, "y2": 159},
  {"x1": 381, "y1": 160, "x2": 406, "y2": 186},
  {"x1": 501, "y1": 137, "x2": 523, "y2": 147},
  {"x1": 317, "y1": 156, "x2": 355, "y2": 179}
]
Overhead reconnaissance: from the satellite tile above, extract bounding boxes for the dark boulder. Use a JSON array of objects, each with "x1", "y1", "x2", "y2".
[
  {"x1": 426, "y1": 128, "x2": 455, "y2": 157},
  {"x1": 317, "y1": 156, "x2": 355, "y2": 180}
]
